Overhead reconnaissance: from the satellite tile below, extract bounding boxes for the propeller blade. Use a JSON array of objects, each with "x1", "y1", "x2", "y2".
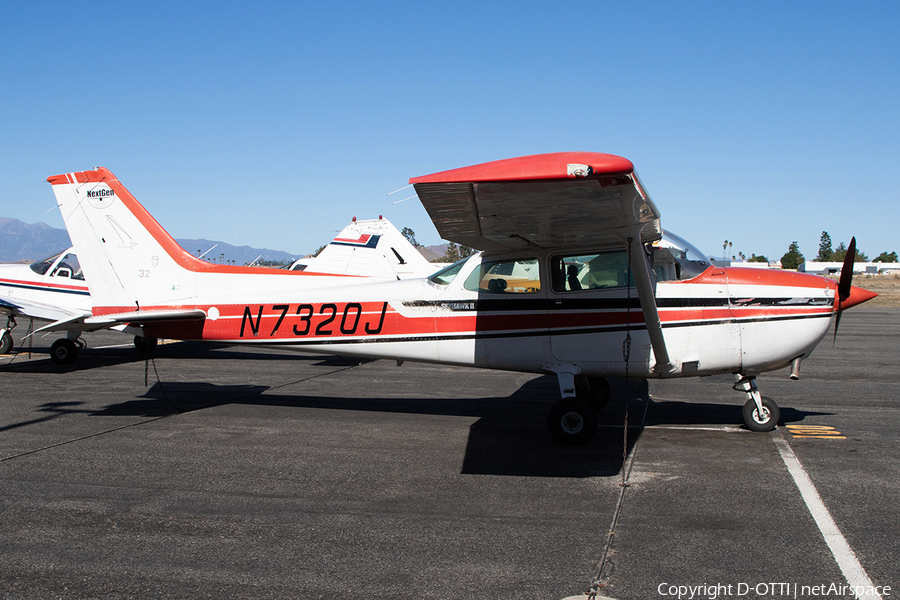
[
  {"x1": 833, "y1": 236, "x2": 857, "y2": 344},
  {"x1": 838, "y1": 236, "x2": 856, "y2": 302},
  {"x1": 833, "y1": 310, "x2": 843, "y2": 346}
]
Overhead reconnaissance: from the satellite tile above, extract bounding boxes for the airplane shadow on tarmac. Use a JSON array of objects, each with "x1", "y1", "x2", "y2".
[
  {"x1": 29, "y1": 370, "x2": 830, "y2": 479},
  {"x1": 0, "y1": 341, "x2": 356, "y2": 374}
]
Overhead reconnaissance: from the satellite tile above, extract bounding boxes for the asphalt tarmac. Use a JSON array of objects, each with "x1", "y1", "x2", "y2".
[{"x1": 1, "y1": 307, "x2": 896, "y2": 600}]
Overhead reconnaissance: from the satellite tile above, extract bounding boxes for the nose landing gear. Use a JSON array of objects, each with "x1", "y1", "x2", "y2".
[{"x1": 734, "y1": 375, "x2": 780, "y2": 432}]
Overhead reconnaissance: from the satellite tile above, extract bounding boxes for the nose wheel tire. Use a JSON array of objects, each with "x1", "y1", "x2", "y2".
[
  {"x1": 547, "y1": 399, "x2": 598, "y2": 446},
  {"x1": 742, "y1": 396, "x2": 780, "y2": 432},
  {"x1": 50, "y1": 338, "x2": 78, "y2": 365}
]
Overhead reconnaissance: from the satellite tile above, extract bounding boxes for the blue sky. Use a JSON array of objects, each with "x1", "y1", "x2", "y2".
[{"x1": 2, "y1": 1, "x2": 898, "y2": 261}]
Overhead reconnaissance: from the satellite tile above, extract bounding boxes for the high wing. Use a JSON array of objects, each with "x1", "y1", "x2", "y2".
[
  {"x1": 410, "y1": 152, "x2": 673, "y2": 372},
  {"x1": 409, "y1": 152, "x2": 661, "y2": 251}
]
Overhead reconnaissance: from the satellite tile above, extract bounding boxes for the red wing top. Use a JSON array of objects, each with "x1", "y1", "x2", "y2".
[{"x1": 409, "y1": 152, "x2": 661, "y2": 252}]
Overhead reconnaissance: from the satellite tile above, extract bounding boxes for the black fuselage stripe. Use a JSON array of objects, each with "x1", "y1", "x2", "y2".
[
  {"x1": 238, "y1": 311, "x2": 832, "y2": 347},
  {"x1": 0, "y1": 282, "x2": 90, "y2": 296},
  {"x1": 404, "y1": 297, "x2": 830, "y2": 311}
]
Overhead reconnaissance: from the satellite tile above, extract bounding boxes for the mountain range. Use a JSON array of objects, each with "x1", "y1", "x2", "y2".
[
  {"x1": 0, "y1": 217, "x2": 304, "y2": 265},
  {"x1": 0, "y1": 217, "x2": 449, "y2": 265}
]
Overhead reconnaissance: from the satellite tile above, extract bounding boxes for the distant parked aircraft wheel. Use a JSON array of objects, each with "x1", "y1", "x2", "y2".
[
  {"x1": 50, "y1": 338, "x2": 78, "y2": 365},
  {"x1": 577, "y1": 376, "x2": 611, "y2": 411},
  {"x1": 547, "y1": 398, "x2": 598, "y2": 446},
  {"x1": 742, "y1": 396, "x2": 780, "y2": 432},
  {"x1": 0, "y1": 331, "x2": 12, "y2": 354},
  {"x1": 134, "y1": 336, "x2": 158, "y2": 353}
]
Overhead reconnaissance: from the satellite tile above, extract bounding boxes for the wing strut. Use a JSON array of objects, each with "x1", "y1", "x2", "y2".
[{"x1": 627, "y1": 235, "x2": 676, "y2": 374}]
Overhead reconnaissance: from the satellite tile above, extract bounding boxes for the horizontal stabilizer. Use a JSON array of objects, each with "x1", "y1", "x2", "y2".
[
  {"x1": 28, "y1": 314, "x2": 94, "y2": 337},
  {"x1": 85, "y1": 308, "x2": 208, "y2": 326}
]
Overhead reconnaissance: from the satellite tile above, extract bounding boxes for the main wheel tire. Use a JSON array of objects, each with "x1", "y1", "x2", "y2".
[
  {"x1": 0, "y1": 332, "x2": 12, "y2": 355},
  {"x1": 50, "y1": 338, "x2": 78, "y2": 365},
  {"x1": 742, "y1": 396, "x2": 780, "y2": 432},
  {"x1": 547, "y1": 399, "x2": 599, "y2": 446},
  {"x1": 577, "y1": 376, "x2": 611, "y2": 411},
  {"x1": 134, "y1": 336, "x2": 158, "y2": 353}
]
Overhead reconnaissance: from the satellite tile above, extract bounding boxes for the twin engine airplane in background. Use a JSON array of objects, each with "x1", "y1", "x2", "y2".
[
  {"x1": 45, "y1": 152, "x2": 876, "y2": 444},
  {"x1": 0, "y1": 217, "x2": 434, "y2": 363}
]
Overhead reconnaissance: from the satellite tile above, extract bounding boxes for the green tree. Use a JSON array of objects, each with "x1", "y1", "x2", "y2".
[
  {"x1": 749, "y1": 254, "x2": 768, "y2": 263},
  {"x1": 780, "y1": 241, "x2": 804, "y2": 270},
  {"x1": 816, "y1": 231, "x2": 833, "y2": 261},
  {"x1": 833, "y1": 242, "x2": 868, "y2": 262},
  {"x1": 832, "y1": 242, "x2": 847, "y2": 262},
  {"x1": 444, "y1": 241, "x2": 475, "y2": 262},
  {"x1": 401, "y1": 227, "x2": 419, "y2": 247},
  {"x1": 874, "y1": 251, "x2": 898, "y2": 262}
]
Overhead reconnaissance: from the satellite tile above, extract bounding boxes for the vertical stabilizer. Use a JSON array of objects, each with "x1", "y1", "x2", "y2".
[{"x1": 48, "y1": 168, "x2": 199, "y2": 312}]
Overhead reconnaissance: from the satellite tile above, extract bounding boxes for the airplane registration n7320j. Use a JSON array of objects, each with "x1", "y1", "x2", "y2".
[{"x1": 46, "y1": 153, "x2": 876, "y2": 444}]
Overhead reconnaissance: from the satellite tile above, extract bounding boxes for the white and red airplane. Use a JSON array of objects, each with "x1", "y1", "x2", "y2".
[{"x1": 45, "y1": 152, "x2": 876, "y2": 444}]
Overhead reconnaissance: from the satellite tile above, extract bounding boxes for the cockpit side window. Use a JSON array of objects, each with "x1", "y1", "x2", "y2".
[
  {"x1": 52, "y1": 253, "x2": 84, "y2": 280},
  {"x1": 463, "y1": 258, "x2": 540, "y2": 293},
  {"x1": 551, "y1": 251, "x2": 634, "y2": 292}
]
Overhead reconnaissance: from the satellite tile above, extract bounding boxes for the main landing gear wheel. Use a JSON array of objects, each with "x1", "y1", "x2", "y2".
[
  {"x1": 134, "y1": 336, "x2": 158, "y2": 353},
  {"x1": 742, "y1": 396, "x2": 780, "y2": 432},
  {"x1": 547, "y1": 399, "x2": 598, "y2": 446},
  {"x1": 0, "y1": 331, "x2": 12, "y2": 355},
  {"x1": 50, "y1": 338, "x2": 78, "y2": 365},
  {"x1": 577, "y1": 376, "x2": 611, "y2": 411}
]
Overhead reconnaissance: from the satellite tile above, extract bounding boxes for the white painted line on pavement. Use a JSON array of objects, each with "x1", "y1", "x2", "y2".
[{"x1": 772, "y1": 429, "x2": 881, "y2": 600}]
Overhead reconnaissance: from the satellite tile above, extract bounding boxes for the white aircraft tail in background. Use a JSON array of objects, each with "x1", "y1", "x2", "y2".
[{"x1": 299, "y1": 217, "x2": 437, "y2": 279}]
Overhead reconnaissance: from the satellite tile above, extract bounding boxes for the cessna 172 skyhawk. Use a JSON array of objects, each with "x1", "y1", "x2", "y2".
[{"x1": 46, "y1": 153, "x2": 876, "y2": 444}]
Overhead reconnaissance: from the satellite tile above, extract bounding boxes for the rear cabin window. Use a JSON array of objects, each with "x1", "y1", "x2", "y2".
[
  {"x1": 552, "y1": 251, "x2": 634, "y2": 292},
  {"x1": 463, "y1": 258, "x2": 540, "y2": 294}
]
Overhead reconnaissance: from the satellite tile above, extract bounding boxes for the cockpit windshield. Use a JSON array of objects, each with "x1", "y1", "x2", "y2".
[
  {"x1": 29, "y1": 251, "x2": 65, "y2": 276},
  {"x1": 649, "y1": 231, "x2": 712, "y2": 281},
  {"x1": 428, "y1": 257, "x2": 470, "y2": 286},
  {"x1": 28, "y1": 249, "x2": 85, "y2": 280}
]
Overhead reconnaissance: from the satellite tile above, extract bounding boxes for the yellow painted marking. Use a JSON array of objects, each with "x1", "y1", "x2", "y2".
[{"x1": 786, "y1": 424, "x2": 845, "y2": 439}]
